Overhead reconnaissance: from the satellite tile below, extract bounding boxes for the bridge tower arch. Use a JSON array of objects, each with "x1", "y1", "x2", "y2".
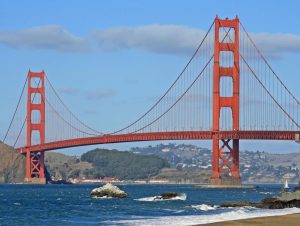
[
  {"x1": 211, "y1": 16, "x2": 241, "y2": 185},
  {"x1": 25, "y1": 70, "x2": 46, "y2": 184}
]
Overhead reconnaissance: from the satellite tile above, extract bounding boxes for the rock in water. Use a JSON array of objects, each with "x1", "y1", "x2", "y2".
[
  {"x1": 221, "y1": 190, "x2": 300, "y2": 209},
  {"x1": 153, "y1": 192, "x2": 183, "y2": 200},
  {"x1": 160, "y1": 192, "x2": 179, "y2": 200},
  {"x1": 260, "y1": 190, "x2": 300, "y2": 209},
  {"x1": 90, "y1": 183, "x2": 128, "y2": 198},
  {"x1": 221, "y1": 202, "x2": 258, "y2": 208}
]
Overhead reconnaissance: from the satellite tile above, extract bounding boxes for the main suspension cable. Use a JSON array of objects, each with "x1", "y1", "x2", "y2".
[
  {"x1": 3, "y1": 75, "x2": 28, "y2": 143},
  {"x1": 219, "y1": 23, "x2": 299, "y2": 129},
  {"x1": 240, "y1": 22, "x2": 300, "y2": 106},
  {"x1": 110, "y1": 20, "x2": 215, "y2": 134}
]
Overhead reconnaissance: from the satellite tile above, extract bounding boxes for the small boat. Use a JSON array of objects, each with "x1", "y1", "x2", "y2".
[{"x1": 283, "y1": 179, "x2": 289, "y2": 192}]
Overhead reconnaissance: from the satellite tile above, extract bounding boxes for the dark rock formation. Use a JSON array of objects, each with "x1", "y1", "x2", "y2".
[
  {"x1": 260, "y1": 197, "x2": 300, "y2": 209},
  {"x1": 221, "y1": 190, "x2": 300, "y2": 209},
  {"x1": 158, "y1": 192, "x2": 180, "y2": 200},
  {"x1": 151, "y1": 192, "x2": 186, "y2": 200},
  {"x1": 221, "y1": 202, "x2": 259, "y2": 208}
]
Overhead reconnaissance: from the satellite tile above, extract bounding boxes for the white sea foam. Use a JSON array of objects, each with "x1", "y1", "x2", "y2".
[
  {"x1": 260, "y1": 192, "x2": 274, "y2": 195},
  {"x1": 107, "y1": 207, "x2": 300, "y2": 226},
  {"x1": 191, "y1": 204, "x2": 219, "y2": 211},
  {"x1": 91, "y1": 195, "x2": 112, "y2": 199},
  {"x1": 135, "y1": 193, "x2": 187, "y2": 202}
]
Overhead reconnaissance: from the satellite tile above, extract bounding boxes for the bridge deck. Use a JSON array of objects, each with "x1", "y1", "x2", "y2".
[{"x1": 16, "y1": 130, "x2": 300, "y2": 153}]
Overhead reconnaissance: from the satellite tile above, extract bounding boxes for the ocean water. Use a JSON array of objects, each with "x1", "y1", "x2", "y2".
[{"x1": 0, "y1": 183, "x2": 299, "y2": 225}]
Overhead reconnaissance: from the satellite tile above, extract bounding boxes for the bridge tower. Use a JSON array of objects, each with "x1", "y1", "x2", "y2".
[
  {"x1": 25, "y1": 70, "x2": 46, "y2": 184},
  {"x1": 211, "y1": 16, "x2": 241, "y2": 185}
]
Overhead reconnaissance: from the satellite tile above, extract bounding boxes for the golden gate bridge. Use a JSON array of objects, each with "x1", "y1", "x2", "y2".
[{"x1": 2, "y1": 16, "x2": 300, "y2": 184}]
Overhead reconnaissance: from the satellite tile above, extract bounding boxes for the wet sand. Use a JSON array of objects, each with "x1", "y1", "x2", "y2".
[{"x1": 200, "y1": 213, "x2": 300, "y2": 226}]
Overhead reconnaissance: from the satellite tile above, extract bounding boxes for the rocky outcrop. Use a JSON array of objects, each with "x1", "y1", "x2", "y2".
[
  {"x1": 276, "y1": 190, "x2": 300, "y2": 201},
  {"x1": 260, "y1": 196, "x2": 300, "y2": 209},
  {"x1": 154, "y1": 192, "x2": 180, "y2": 200},
  {"x1": 221, "y1": 190, "x2": 300, "y2": 209},
  {"x1": 135, "y1": 192, "x2": 186, "y2": 201},
  {"x1": 221, "y1": 202, "x2": 258, "y2": 208},
  {"x1": 91, "y1": 183, "x2": 128, "y2": 198}
]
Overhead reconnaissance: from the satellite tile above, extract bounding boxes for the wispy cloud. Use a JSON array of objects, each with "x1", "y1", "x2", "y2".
[
  {"x1": 58, "y1": 87, "x2": 80, "y2": 95},
  {"x1": 58, "y1": 87, "x2": 116, "y2": 102},
  {"x1": 94, "y1": 24, "x2": 300, "y2": 59},
  {"x1": 0, "y1": 25, "x2": 89, "y2": 52},
  {"x1": 251, "y1": 32, "x2": 300, "y2": 58},
  {"x1": 86, "y1": 90, "x2": 116, "y2": 101},
  {"x1": 94, "y1": 24, "x2": 205, "y2": 55},
  {"x1": 1, "y1": 24, "x2": 300, "y2": 59}
]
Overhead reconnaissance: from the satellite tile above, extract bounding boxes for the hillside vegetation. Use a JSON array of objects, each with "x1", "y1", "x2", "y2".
[{"x1": 81, "y1": 148, "x2": 169, "y2": 180}]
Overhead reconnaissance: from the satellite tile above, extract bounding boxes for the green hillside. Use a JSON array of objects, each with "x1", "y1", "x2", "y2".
[{"x1": 81, "y1": 148, "x2": 169, "y2": 180}]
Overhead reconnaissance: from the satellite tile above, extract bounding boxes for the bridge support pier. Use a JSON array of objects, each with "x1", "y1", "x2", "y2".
[
  {"x1": 25, "y1": 70, "x2": 46, "y2": 184},
  {"x1": 211, "y1": 137, "x2": 240, "y2": 185},
  {"x1": 25, "y1": 150, "x2": 46, "y2": 184},
  {"x1": 211, "y1": 16, "x2": 241, "y2": 185}
]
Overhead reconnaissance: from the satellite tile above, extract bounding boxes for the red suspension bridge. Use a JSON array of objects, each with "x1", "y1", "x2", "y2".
[{"x1": 3, "y1": 16, "x2": 300, "y2": 184}]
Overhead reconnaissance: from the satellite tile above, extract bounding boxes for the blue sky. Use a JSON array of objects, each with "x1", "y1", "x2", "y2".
[{"x1": 0, "y1": 0, "x2": 300, "y2": 155}]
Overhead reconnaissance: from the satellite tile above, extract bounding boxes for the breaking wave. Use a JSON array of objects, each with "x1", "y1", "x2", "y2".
[
  {"x1": 91, "y1": 195, "x2": 113, "y2": 199},
  {"x1": 191, "y1": 204, "x2": 219, "y2": 211},
  {"x1": 107, "y1": 207, "x2": 300, "y2": 225},
  {"x1": 135, "y1": 193, "x2": 187, "y2": 202}
]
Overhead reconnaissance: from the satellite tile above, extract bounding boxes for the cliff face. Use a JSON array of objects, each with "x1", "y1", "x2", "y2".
[{"x1": 0, "y1": 142, "x2": 25, "y2": 183}]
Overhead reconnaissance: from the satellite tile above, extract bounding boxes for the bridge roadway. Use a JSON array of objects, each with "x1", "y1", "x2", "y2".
[{"x1": 16, "y1": 130, "x2": 300, "y2": 154}]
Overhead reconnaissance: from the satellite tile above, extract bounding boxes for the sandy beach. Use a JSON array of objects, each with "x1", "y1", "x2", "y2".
[{"x1": 201, "y1": 213, "x2": 300, "y2": 226}]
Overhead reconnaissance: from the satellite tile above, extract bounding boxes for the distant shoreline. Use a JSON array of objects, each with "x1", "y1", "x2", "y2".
[{"x1": 1, "y1": 182, "x2": 299, "y2": 186}]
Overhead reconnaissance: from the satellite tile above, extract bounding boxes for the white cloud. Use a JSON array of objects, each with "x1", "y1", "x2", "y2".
[
  {"x1": 1, "y1": 24, "x2": 300, "y2": 59},
  {"x1": 251, "y1": 32, "x2": 300, "y2": 58},
  {"x1": 94, "y1": 24, "x2": 300, "y2": 59},
  {"x1": 94, "y1": 24, "x2": 207, "y2": 55},
  {"x1": 0, "y1": 25, "x2": 89, "y2": 52}
]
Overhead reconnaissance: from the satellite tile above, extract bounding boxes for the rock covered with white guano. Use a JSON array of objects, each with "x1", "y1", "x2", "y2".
[{"x1": 90, "y1": 183, "x2": 128, "y2": 198}]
